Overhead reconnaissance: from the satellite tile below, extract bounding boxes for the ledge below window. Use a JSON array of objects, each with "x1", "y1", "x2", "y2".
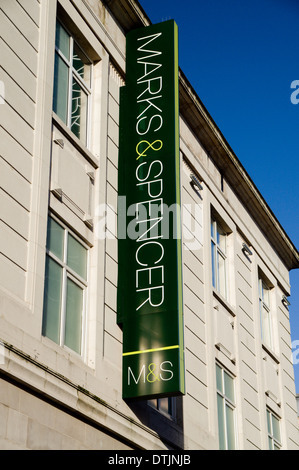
[
  {"x1": 262, "y1": 342, "x2": 280, "y2": 364},
  {"x1": 212, "y1": 288, "x2": 236, "y2": 317},
  {"x1": 52, "y1": 112, "x2": 99, "y2": 169}
]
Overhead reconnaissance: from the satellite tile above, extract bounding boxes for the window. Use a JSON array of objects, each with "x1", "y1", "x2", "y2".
[
  {"x1": 216, "y1": 364, "x2": 236, "y2": 450},
  {"x1": 267, "y1": 409, "x2": 281, "y2": 450},
  {"x1": 148, "y1": 397, "x2": 175, "y2": 419},
  {"x1": 259, "y1": 277, "x2": 273, "y2": 349},
  {"x1": 42, "y1": 216, "x2": 88, "y2": 355},
  {"x1": 53, "y1": 20, "x2": 92, "y2": 146},
  {"x1": 211, "y1": 218, "x2": 227, "y2": 298}
]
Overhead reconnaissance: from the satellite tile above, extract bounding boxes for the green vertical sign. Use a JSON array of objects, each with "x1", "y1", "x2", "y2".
[{"x1": 118, "y1": 20, "x2": 185, "y2": 400}]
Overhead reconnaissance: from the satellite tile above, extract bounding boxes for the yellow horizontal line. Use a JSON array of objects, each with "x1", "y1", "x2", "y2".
[{"x1": 123, "y1": 345, "x2": 179, "y2": 357}]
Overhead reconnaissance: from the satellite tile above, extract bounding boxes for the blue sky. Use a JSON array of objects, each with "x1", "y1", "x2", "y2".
[{"x1": 138, "y1": 0, "x2": 299, "y2": 391}]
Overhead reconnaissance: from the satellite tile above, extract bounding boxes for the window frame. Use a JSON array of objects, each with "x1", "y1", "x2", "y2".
[
  {"x1": 53, "y1": 19, "x2": 93, "y2": 147},
  {"x1": 42, "y1": 215, "x2": 88, "y2": 356},
  {"x1": 211, "y1": 217, "x2": 228, "y2": 299},
  {"x1": 216, "y1": 363, "x2": 237, "y2": 450},
  {"x1": 267, "y1": 408, "x2": 282, "y2": 450}
]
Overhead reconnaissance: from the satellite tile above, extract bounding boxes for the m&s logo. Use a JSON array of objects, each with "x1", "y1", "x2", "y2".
[{"x1": 128, "y1": 361, "x2": 174, "y2": 385}]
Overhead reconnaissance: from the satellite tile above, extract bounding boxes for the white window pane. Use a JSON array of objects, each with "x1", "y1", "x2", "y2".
[
  {"x1": 47, "y1": 217, "x2": 64, "y2": 260},
  {"x1": 267, "y1": 409, "x2": 271, "y2": 433},
  {"x1": 64, "y1": 278, "x2": 83, "y2": 354},
  {"x1": 73, "y1": 43, "x2": 91, "y2": 86},
  {"x1": 224, "y1": 371, "x2": 234, "y2": 403},
  {"x1": 43, "y1": 257, "x2": 62, "y2": 344},
  {"x1": 262, "y1": 283, "x2": 270, "y2": 306},
  {"x1": 71, "y1": 79, "x2": 88, "y2": 145},
  {"x1": 67, "y1": 234, "x2": 87, "y2": 280},
  {"x1": 211, "y1": 220, "x2": 215, "y2": 239},
  {"x1": 216, "y1": 364, "x2": 223, "y2": 393},
  {"x1": 262, "y1": 306, "x2": 272, "y2": 348},
  {"x1": 226, "y1": 404, "x2": 235, "y2": 449},
  {"x1": 53, "y1": 54, "x2": 69, "y2": 124},
  {"x1": 55, "y1": 21, "x2": 70, "y2": 59},
  {"x1": 258, "y1": 279, "x2": 263, "y2": 298},
  {"x1": 217, "y1": 251, "x2": 226, "y2": 298},
  {"x1": 211, "y1": 241, "x2": 216, "y2": 288},
  {"x1": 272, "y1": 414, "x2": 281, "y2": 443},
  {"x1": 217, "y1": 394, "x2": 226, "y2": 450},
  {"x1": 217, "y1": 225, "x2": 226, "y2": 253}
]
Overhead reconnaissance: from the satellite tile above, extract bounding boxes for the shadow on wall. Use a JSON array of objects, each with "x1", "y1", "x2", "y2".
[{"x1": 128, "y1": 396, "x2": 184, "y2": 450}]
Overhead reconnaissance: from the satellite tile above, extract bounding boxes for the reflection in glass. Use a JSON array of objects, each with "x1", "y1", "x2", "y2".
[
  {"x1": 53, "y1": 21, "x2": 92, "y2": 146},
  {"x1": 71, "y1": 79, "x2": 88, "y2": 145},
  {"x1": 73, "y1": 42, "x2": 91, "y2": 86}
]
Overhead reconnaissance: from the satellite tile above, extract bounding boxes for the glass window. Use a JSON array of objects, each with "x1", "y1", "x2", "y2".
[
  {"x1": 71, "y1": 79, "x2": 88, "y2": 144},
  {"x1": 64, "y1": 278, "x2": 84, "y2": 354},
  {"x1": 259, "y1": 277, "x2": 273, "y2": 349},
  {"x1": 53, "y1": 54, "x2": 69, "y2": 124},
  {"x1": 42, "y1": 216, "x2": 88, "y2": 355},
  {"x1": 46, "y1": 216, "x2": 65, "y2": 260},
  {"x1": 211, "y1": 217, "x2": 227, "y2": 298},
  {"x1": 216, "y1": 364, "x2": 236, "y2": 450},
  {"x1": 67, "y1": 233, "x2": 87, "y2": 280},
  {"x1": 217, "y1": 393, "x2": 226, "y2": 450},
  {"x1": 73, "y1": 43, "x2": 91, "y2": 86},
  {"x1": 43, "y1": 257, "x2": 63, "y2": 344},
  {"x1": 148, "y1": 397, "x2": 175, "y2": 419},
  {"x1": 53, "y1": 20, "x2": 92, "y2": 147},
  {"x1": 55, "y1": 21, "x2": 70, "y2": 59},
  {"x1": 267, "y1": 409, "x2": 281, "y2": 450}
]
